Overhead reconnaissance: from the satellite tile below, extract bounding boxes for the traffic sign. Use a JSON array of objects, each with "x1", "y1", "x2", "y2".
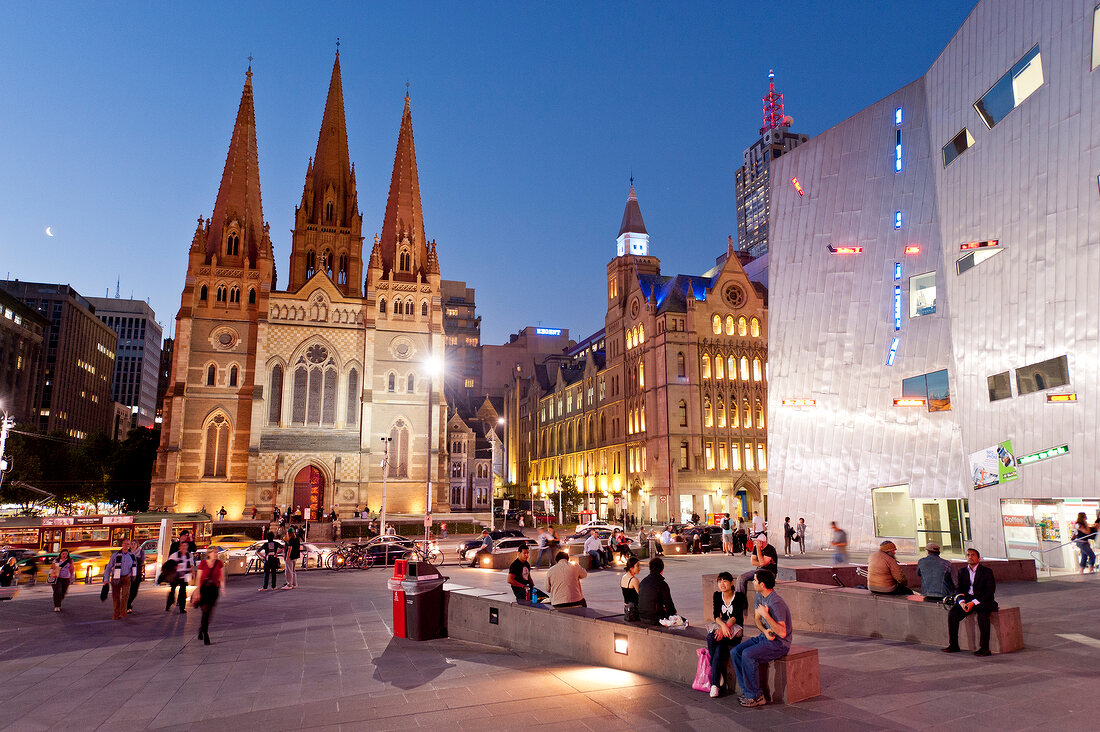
[
  {"x1": 659, "y1": 496, "x2": 667, "y2": 503},
  {"x1": 613, "y1": 497, "x2": 621, "y2": 505},
  {"x1": 424, "y1": 515, "x2": 432, "y2": 527}
]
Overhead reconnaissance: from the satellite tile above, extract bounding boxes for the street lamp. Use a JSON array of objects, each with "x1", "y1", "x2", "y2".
[
  {"x1": 379, "y1": 436, "x2": 391, "y2": 537},
  {"x1": 423, "y1": 353, "x2": 443, "y2": 543}
]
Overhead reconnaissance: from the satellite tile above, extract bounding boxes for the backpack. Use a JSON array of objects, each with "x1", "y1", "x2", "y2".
[{"x1": 721, "y1": 518, "x2": 730, "y2": 531}]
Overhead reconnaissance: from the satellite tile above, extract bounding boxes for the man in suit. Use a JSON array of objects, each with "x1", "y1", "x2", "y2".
[{"x1": 943, "y1": 547, "x2": 998, "y2": 656}]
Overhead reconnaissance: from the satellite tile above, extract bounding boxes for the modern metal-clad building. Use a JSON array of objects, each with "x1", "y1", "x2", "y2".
[{"x1": 767, "y1": 0, "x2": 1100, "y2": 567}]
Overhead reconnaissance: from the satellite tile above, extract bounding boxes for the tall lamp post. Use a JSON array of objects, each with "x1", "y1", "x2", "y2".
[
  {"x1": 379, "y1": 436, "x2": 391, "y2": 537},
  {"x1": 423, "y1": 354, "x2": 443, "y2": 543}
]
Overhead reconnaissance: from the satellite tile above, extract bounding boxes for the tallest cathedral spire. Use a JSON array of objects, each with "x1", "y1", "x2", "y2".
[
  {"x1": 373, "y1": 92, "x2": 428, "y2": 282},
  {"x1": 289, "y1": 51, "x2": 364, "y2": 296}
]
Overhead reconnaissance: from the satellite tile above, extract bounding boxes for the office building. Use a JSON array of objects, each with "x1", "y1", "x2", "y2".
[
  {"x1": 87, "y1": 297, "x2": 163, "y2": 429},
  {"x1": 0, "y1": 289, "x2": 48, "y2": 424}
]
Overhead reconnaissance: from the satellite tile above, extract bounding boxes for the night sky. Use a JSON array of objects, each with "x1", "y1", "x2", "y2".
[{"x1": 0, "y1": 1, "x2": 976, "y2": 345}]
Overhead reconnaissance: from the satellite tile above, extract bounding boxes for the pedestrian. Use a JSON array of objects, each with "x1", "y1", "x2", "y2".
[
  {"x1": 584, "y1": 530, "x2": 603, "y2": 569},
  {"x1": 916, "y1": 542, "x2": 955, "y2": 602},
  {"x1": 731, "y1": 570, "x2": 793, "y2": 708},
  {"x1": 218, "y1": 506, "x2": 227, "y2": 521},
  {"x1": 621, "y1": 556, "x2": 642, "y2": 620},
  {"x1": 169, "y1": 530, "x2": 192, "y2": 556},
  {"x1": 165, "y1": 540, "x2": 194, "y2": 613},
  {"x1": 507, "y1": 546, "x2": 547, "y2": 603},
  {"x1": 441, "y1": 522, "x2": 448, "y2": 539},
  {"x1": 192, "y1": 545, "x2": 227, "y2": 645},
  {"x1": 1073, "y1": 512, "x2": 1095, "y2": 573},
  {"x1": 830, "y1": 521, "x2": 848, "y2": 564},
  {"x1": 535, "y1": 527, "x2": 551, "y2": 567},
  {"x1": 547, "y1": 525, "x2": 560, "y2": 555},
  {"x1": 282, "y1": 528, "x2": 300, "y2": 589},
  {"x1": 638, "y1": 556, "x2": 677, "y2": 625},
  {"x1": 128, "y1": 540, "x2": 146, "y2": 613},
  {"x1": 103, "y1": 539, "x2": 136, "y2": 620},
  {"x1": 783, "y1": 517, "x2": 794, "y2": 557},
  {"x1": 273, "y1": 505, "x2": 281, "y2": 523},
  {"x1": 251, "y1": 505, "x2": 258, "y2": 520},
  {"x1": 49, "y1": 549, "x2": 75, "y2": 612},
  {"x1": 470, "y1": 529, "x2": 494, "y2": 568},
  {"x1": 721, "y1": 513, "x2": 734, "y2": 555},
  {"x1": 329, "y1": 505, "x2": 338, "y2": 523},
  {"x1": 259, "y1": 532, "x2": 280, "y2": 591},
  {"x1": 519, "y1": 514, "x2": 525, "y2": 528},
  {"x1": 0, "y1": 557, "x2": 16, "y2": 586},
  {"x1": 706, "y1": 571, "x2": 745, "y2": 697},
  {"x1": 614, "y1": 530, "x2": 634, "y2": 562},
  {"x1": 795, "y1": 518, "x2": 806, "y2": 554},
  {"x1": 943, "y1": 548, "x2": 997, "y2": 657},
  {"x1": 545, "y1": 552, "x2": 587, "y2": 608},
  {"x1": 751, "y1": 510, "x2": 766, "y2": 540}
]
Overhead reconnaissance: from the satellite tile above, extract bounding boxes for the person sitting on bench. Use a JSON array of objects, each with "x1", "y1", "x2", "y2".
[
  {"x1": 944, "y1": 547, "x2": 998, "y2": 657},
  {"x1": 916, "y1": 542, "x2": 955, "y2": 602},
  {"x1": 731, "y1": 569, "x2": 792, "y2": 708},
  {"x1": 867, "y1": 541, "x2": 915, "y2": 596},
  {"x1": 738, "y1": 536, "x2": 778, "y2": 593}
]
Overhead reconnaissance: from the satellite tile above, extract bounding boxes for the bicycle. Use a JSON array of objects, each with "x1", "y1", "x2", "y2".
[
  {"x1": 405, "y1": 540, "x2": 445, "y2": 566},
  {"x1": 328, "y1": 543, "x2": 377, "y2": 570}
]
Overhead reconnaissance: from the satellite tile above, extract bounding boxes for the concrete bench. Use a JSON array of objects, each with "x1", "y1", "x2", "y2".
[
  {"x1": 443, "y1": 584, "x2": 819, "y2": 704},
  {"x1": 775, "y1": 557, "x2": 1036, "y2": 586},
  {"x1": 701, "y1": 576, "x2": 1022, "y2": 653}
]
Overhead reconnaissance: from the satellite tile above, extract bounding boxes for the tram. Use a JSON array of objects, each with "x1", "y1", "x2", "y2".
[{"x1": 0, "y1": 512, "x2": 212, "y2": 552}]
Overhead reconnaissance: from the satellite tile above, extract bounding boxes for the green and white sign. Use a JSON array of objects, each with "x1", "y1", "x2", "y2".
[
  {"x1": 1017, "y1": 444, "x2": 1069, "y2": 466},
  {"x1": 969, "y1": 439, "x2": 1018, "y2": 489}
]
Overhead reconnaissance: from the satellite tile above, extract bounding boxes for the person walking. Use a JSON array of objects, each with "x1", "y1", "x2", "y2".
[
  {"x1": 1, "y1": 557, "x2": 17, "y2": 587},
  {"x1": 192, "y1": 546, "x2": 227, "y2": 645},
  {"x1": 259, "y1": 532, "x2": 280, "y2": 591},
  {"x1": 127, "y1": 541, "x2": 146, "y2": 613},
  {"x1": 830, "y1": 521, "x2": 848, "y2": 564},
  {"x1": 103, "y1": 539, "x2": 136, "y2": 620},
  {"x1": 732, "y1": 570, "x2": 793, "y2": 708},
  {"x1": 282, "y1": 528, "x2": 300, "y2": 589},
  {"x1": 534, "y1": 527, "x2": 551, "y2": 568},
  {"x1": 165, "y1": 540, "x2": 194, "y2": 613},
  {"x1": 49, "y1": 549, "x2": 75, "y2": 612},
  {"x1": 721, "y1": 514, "x2": 734, "y2": 555},
  {"x1": 1073, "y1": 512, "x2": 1096, "y2": 573},
  {"x1": 547, "y1": 525, "x2": 560, "y2": 556},
  {"x1": 218, "y1": 506, "x2": 227, "y2": 521},
  {"x1": 783, "y1": 517, "x2": 794, "y2": 557},
  {"x1": 706, "y1": 571, "x2": 745, "y2": 697},
  {"x1": 545, "y1": 552, "x2": 587, "y2": 608},
  {"x1": 441, "y1": 522, "x2": 448, "y2": 539},
  {"x1": 795, "y1": 518, "x2": 807, "y2": 554}
]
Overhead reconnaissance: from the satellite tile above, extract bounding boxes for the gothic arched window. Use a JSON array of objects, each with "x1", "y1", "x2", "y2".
[
  {"x1": 291, "y1": 367, "x2": 307, "y2": 424},
  {"x1": 389, "y1": 420, "x2": 410, "y2": 477},
  {"x1": 325, "y1": 200, "x2": 334, "y2": 223},
  {"x1": 728, "y1": 355, "x2": 736, "y2": 380},
  {"x1": 338, "y1": 254, "x2": 348, "y2": 285},
  {"x1": 753, "y1": 357, "x2": 762, "y2": 382},
  {"x1": 738, "y1": 316, "x2": 748, "y2": 337},
  {"x1": 717, "y1": 399, "x2": 726, "y2": 427},
  {"x1": 199, "y1": 284, "x2": 208, "y2": 302},
  {"x1": 379, "y1": 298, "x2": 387, "y2": 315},
  {"x1": 388, "y1": 372, "x2": 396, "y2": 392},
  {"x1": 677, "y1": 352, "x2": 686, "y2": 378},
  {"x1": 751, "y1": 317, "x2": 761, "y2": 338},
  {"x1": 678, "y1": 400, "x2": 687, "y2": 427},
  {"x1": 740, "y1": 356, "x2": 750, "y2": 381},
  {"x1": 701, "y1": 354, "x2": 711, "y2": 379},
  {"x1": 421, "y1": 300, "x2": 428, "y2": 317},
  {"x1": 399, "y1": 249, "x2": 411, "y2": 271},
  {"x1": 321, "y1": 368, "x2": 337, "y2": 425},
  {"x1": 268, "y1": 365, "x2": 283, "y2": 425},
  {"x1": 206, "y1": 365, "x2": 216, "y2": 386},
  {"x1": 216, "y1": 285, "x2": 227, "y2": 303},
  {"x1": 394, "y1": 299, "x2": 404, "y2": 316},
  {"x1": 229, "y1": 365, "x2": 238, "y2": 387},
  {"x1": 230, "y1": 287, "x2": 240, "y2": 304},
  {"x1": 203, "y1": 414, "x2": 230, "y2": 477},
  {"x1": 407, "y1": 373, "x2": 415, "y2": 392},
  {"x1": 715, "y1": 354, "x2": 724, "y2": 380},
  {"x1": 406, "y1": 298, "x2": 414, "y2": 316},
  {"x1": 346, "y1": 368, "x2": 358, "y2": 426},
  {"x1": 248, "y1": 288, "x2": 256, "y2": 304},
  {"x1": 704, "y1": 397, "x2": 713, "y2": 427},
  {"x1": 323, "y1": 249, "x2": 333, "y2": 279},
  {"x1": 306, "y1": 250, "x2": 316, "y2": 278},
  {"x1": 226, "y1": 233, "x2": 239, "y2": 256}
]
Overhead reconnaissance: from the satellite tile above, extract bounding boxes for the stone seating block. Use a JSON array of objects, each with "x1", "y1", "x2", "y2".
[{"x1": 722, "y1": 645, "x2": 819, "y2": 704}]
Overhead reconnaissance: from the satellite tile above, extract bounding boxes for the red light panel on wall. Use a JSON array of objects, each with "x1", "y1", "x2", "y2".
[
  {"x1": 792, "y1": 178, "x2": 805, "y2": 196},
  {"x1": 960, "y1": 239, "x2": 999, "y2": 250},
  {"x1": 904, "y1": 245, "x2": 921, "y2": 254},
  {"x1": 828, "y1": 245, "x2": 863, "y2": 254},
  {"x1": 894, "y1": 398, "x2": 927, "y2": 407}
]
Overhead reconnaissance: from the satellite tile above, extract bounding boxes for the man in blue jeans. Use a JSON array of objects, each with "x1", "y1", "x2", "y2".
[{"x1": 731, "y1": 569, "x2": 792, "y2": 707}]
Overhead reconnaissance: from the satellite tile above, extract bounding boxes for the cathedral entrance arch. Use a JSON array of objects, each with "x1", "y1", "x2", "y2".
[{"x1": 292, "y1": 466, "x2": 325, "y2": 518}]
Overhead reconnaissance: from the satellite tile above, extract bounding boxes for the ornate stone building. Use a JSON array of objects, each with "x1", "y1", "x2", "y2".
[{"x1": 152, "y1": 55, "x2": 446, "y2": 518}]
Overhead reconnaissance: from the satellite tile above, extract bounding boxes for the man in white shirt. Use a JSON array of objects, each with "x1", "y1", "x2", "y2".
[
  {"x1": 583, "y1": 530, "x2": 604, "y2": 569},
  {"x1": 165, "y1": 541, "x2": 194, "y2": 613},
  {"x1": 751, "y1": 511, "x2": 767, "y2": 540}
]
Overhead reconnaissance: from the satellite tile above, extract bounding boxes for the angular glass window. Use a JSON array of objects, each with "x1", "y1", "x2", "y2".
[
  {"x1": 987, "y1": 371, "x2": 1012, "y2": 402},
  {"x1": 956, "y1": 247, "x2": 1004, "y2": 275},
  {"x1": 974, "y1": 45, "x2": 1043, "y2": 129},
  {"x1": 1016, "y1": 355, "x2": 1069, "y2": 395},
  {"x1": 942, "y1": 128, "x2": 975, "y2": 167},
  {"x1": 925, "y1": 369, "x2": 951, "y2": 412},
  {"x1": 1093, "y1": 3, "x2": 1100, "y2": 71},
  {"x1": 909, "y1": 272, "x2": 937, "y2": 317}
]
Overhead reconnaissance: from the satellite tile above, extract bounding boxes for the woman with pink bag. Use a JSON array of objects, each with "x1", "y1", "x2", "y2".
[{"x1": 694, "y1": 571, "x2": 745, "y2": 697}]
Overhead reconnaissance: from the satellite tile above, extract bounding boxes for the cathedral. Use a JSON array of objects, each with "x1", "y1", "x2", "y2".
[{"x1": 151, "y1": 54, "x2": 448, "y2": 519}]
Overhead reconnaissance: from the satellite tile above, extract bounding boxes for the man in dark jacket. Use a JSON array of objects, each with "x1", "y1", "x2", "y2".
[
  {"x1": 637, "y1": 557, "x2": 677, "y2": 625},
  {"x1": 944, "y1": 547, "x2": 998, "y2": 656}
]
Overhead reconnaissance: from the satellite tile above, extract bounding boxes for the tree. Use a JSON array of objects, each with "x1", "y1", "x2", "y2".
[
  {"x1": 109, "y1": 427, "x2": 158, "y2": 511},
  {"x1": 558, "y1": 476, "x2": 582, "y2": 516}
]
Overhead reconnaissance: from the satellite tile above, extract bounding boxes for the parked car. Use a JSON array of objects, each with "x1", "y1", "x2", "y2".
[
  {"x1": 210, "y1": 533, "x2": 255, "y2": 549},
  {"x1": 460, "y1": 536, "x2": 537, "y2": 562},
  {"x1": 362, "y1": 537, "x2": 417, "y2": 565},
  {"x1": 574, "y1": 520, "x2": 623, "y2": 534}
]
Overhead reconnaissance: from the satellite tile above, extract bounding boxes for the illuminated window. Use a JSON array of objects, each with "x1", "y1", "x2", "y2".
[
  {"x1": 751, "y1": 318, "x2": 760, "y2": 337},
  {"x1": 717, "y1": 399, "x2": 726, "y2": 428},
  {"x1": 895, "y1": 211, "x2": 903, "y2": 229},
  {"x1": 740, "y1": 357, "x2": 749, "y2": 381},
  {"x1": 705, "y1": 442, "x2": 715, "y2": 470},
  {"x1": 446, "y1": 307, "x2": 458, "y2": 316},
  {"x1": 1016, "y1": 355, "x2": 1069, "y2": 396},
  {"x1": 638, "y1": 362, "x2": 644, "y2": 388},
  {"x1": 988, "y1": 371, "x2": 1012, "y2": 402},
  {"x1": 895, "y1": 129, "x2": 903, "y2": 171},
  {"x1": 744, "y1": 443, "x2": 754, "y2": 471},
  {"x1": 727, "y1": 355, "x2": 736, "y2": 380},
  {"x1": 756, "y1": 398, "x2": 764, "y2": 429},
  {"x1": 730, "y1": 442, "x2": 741, "y2": 470},
  {"x1": 719, "y1": 442, "x2": 728, "y2": 470},
  {"x1": 725, "y1": 315, "x2": 735, "y2": 335},
  {"x1": 910, "y1": 272, "x2": 937, "y2": 317},
  {"x1": 704, "y1": 397, "x2": 713, "y2": 427},
  {"x1": 738, "y1": 316, "x2": 748, "y2": 337},
  {"x1": 743, "y1": 399, "x2": 752, "y2": 428},
  {"x1": 752, "y1": 358, "x2": 762, "y2": 382},
  {"x1": 730, "y1": 399, "x2": 739, "y2": 428},
  {"x1": 677, "y1": 352, "x2": 686, "y2": 378},
  {"x1": 712, "y1": 314, "x2": 721, "y2": 335},
  {"x1": 895, "y1": 107, "x2": 903, "y2": 125},
  {"x1": 902, "y1": 369, "x2": 951, "y2": 412},
  {"x1": 956, "y1": 247, "x2": 1003, "y2": 275},
  {"x1": 757, "y1": 443, "x2": 767, "y2": 470},
  {"x1": 975, "y1": 45, "x2": 1043, "y2": 129},
  {"x1": 701, "y1": 354, "x2": 711, "y2": 379},
  {"x1": 678, "y1": 400, "x2": 687, "y2": 427},
  {"x1": 679, "y1": 442, "x2": 689, "y2": 470},
  {"x1": 715, "y1": 355, "x2": 724, "y2": 380},
  {"x1": 202, "y1": 414, "x2": 230, "y2": 477},
  {"x1": 638, "y1": 324, "x2": 644, "y2": 342},
  {"x1": 943, "y1": 128, "x2": 975, "y2": 167}
]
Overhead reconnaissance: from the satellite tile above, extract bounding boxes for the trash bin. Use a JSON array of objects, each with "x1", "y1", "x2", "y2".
[{"x1": 387, "y1": 560, "x2": 448, "y2": 641}]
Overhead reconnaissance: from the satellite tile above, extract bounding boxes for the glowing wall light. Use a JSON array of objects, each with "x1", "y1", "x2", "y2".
[
  {"x1": 886, "y1": 337, "x2": 900, "y2": 366},
  {"x1": 1046, "y1": 393, "x2": 1077, "y2": 402},
  {"x1": 904, "y1": 245, "x2": 921, "y2": 255},
  {"x1": 894, "y1": 263, "x2": 902, "y2": 281},
  {"x1": 894, "y1": 211, "x2": 903, "y2": 229},
  {"x1": 894, "y1": 285, "x2": 902, "y2": 330},
  {"x1": 960, "y1": 239, "x2": 999, "y2": 250},
  {"x1": 781, "y1": 399, "x2": 817, "y2": 407},
  {"x1": 1017, "y1": 444, "x2": 1069, "y2": 466},
  {"x1": 792, "y1": 178, "x2": 805, "y2": 196},
  {"x1": 895, "y1": 130, "x2": 903, "y2": 171},
  {"x1": 894, "y1": 398, "x2": 927, "y2": 407},
  {"x1": 614, "y1": 634, "x2": 629, "y2": 655},
  {"x1": 828, "y1": 245, "x2": 863, "y2": 254},
  {"x1": 895, "y1": 107, "x2": 903, "y2": 125}
]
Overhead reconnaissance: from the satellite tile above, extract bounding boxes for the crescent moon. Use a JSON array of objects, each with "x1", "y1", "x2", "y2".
[{"x1": 45, "y1": 226, "x2": 54, "y2": 237}]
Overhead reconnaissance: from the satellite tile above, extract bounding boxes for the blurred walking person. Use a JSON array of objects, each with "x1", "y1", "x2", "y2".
[
  {"x1": 50, "y1": 549, "x2": 75, "y2": 612},
  {"x1": 192, "y1": 546, "x2": 227, "y2": 645},
  {"x1": 103, "y1": 539, "x2": 136, "y2": 620},
  {"x1": 165, "y1": 540, "x2": 195, "y2": 613},
  {"x1": 127, "y1": 541, "x2": 146, "y2": 613}
]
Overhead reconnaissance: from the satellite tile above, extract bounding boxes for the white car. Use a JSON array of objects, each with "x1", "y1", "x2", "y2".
[
  {"x1": 231, "y1": 540, "x2": 331, "y2": 568},
  {"x1": 460, "y1": 536, "x2": 537, "y2": 562},
  {"x1": 574, "y1": 520, "x2": 623, "y2": 533}
]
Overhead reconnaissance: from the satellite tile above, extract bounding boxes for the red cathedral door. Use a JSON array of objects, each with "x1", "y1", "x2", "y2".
[{"x1": 292, "y1": 466, "x2": 324, "y2": 519}]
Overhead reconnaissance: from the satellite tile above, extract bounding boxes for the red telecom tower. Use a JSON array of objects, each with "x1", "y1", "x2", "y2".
[{"x1": 760, "y1": 69, "x2": 785, "y2": 134}]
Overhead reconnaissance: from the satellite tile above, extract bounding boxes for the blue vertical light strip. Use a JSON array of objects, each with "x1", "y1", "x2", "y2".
[
  {"x1": 887, "y1": 337, "x2": 900, "y2": 366},
  {"x1": 895, "y1": 108, "x2": 903, "y2": 125},
  {"x1": 894, "y1": 262, "x2": 902, "y2": 281},
  {"x1": 894, "y1": 285, "x2": 902, "y2": 330},
  {"x1": 895, "y1": 211, "x2": 903, "y2": 229},
  {"x1": 895, "y1": 130, "x2": 903, "y2": 172}
]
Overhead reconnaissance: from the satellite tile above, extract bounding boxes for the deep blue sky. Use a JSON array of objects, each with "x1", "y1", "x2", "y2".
[{"x1": 1, "y1": 1, "x2": 976, "y2": 345}]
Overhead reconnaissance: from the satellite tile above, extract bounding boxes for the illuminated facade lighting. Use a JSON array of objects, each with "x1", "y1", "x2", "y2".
[
  {"x1": 1046, "y1": 393, "x2": 1077, "y2": 402},
  {"x1": 886, "y1": 337, "x2": 899, "y2": 366},
  {"x1": 895, "y1": 107, "x2": 903, "y2": 125},
  {"x1": 904, "y1": 245, "x2": 921, "y2": 255},
  {"x1": 895, "y1": 211, "x2": 903, "y2": 229},
  {"x1": 960, "y1": 239, "x2": 999, "y2": 250},
  {"x1": 895, "y1": 130, "x2": 903, "y2": 171},
  {"x1": 792, "y1": 178, "x2": 805, "y2": 196},
  {"x1": 894, "y1": 263, "x2": 902, "y2": 281},
  {"x1": 1017, "y1": 444, "x2": 1069, "y2": 465},
  {"x1": 781, "y1": 399, "x2": 816, "y2": 407},
  {"x1": 893, "y1": 398, "x2": 926, "y2": 407},
  {"x1": 828, "y1": 245, "x2": 862, "y2": 254},
  {"x1": 894, "y1": 285, "x2": 902, "y2": 330}
]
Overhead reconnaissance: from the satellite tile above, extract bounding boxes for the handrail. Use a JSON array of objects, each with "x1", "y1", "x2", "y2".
[{"x1": 1029, "y1": 531, "x2": 1097, "y2": 577}]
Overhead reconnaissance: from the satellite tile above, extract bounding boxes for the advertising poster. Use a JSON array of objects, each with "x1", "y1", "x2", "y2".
[{"x1": 969, "y1": 439, "x2": 1018, "y2": 489}]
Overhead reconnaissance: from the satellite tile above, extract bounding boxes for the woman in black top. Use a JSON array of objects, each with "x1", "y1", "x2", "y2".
[
  {"x1": 1074, "y1": 512, "x2": 1095, "y2": 573},
  {"x1": 620, "y1": 557, "x2": 641, "y2": 620},
  {"x1": 705, "y1": 571, "x2": 745, "y2": 697}
]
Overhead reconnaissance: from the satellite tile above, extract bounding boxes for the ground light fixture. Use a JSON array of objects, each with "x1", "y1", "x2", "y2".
[{"x1": 614, "y1": 634, "x2": 628, "y2": 655}]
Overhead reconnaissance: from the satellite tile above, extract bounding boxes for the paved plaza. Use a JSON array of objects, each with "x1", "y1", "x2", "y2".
[{"x1": 0, "y1": 544, "x2": 1097, "y2": 731}]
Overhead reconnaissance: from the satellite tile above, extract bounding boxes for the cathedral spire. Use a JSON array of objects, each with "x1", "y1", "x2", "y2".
[
  {"x1": 305, "y1": 52, "x2": 356, "y2": 227},
  {"x1": 207, "y1": 67, "x2": 264, "y2": 262},
  {"x1": 616, "y1": 183, "x2": 649, "y2": 257},
  {"x1": 378, "y1": 92, "x2": 428, "y2": 277}
]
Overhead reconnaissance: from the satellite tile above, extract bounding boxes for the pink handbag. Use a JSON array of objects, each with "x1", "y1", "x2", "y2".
[{"x1": 692, "y1": 647, "x2": 712, "y2": 691}]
